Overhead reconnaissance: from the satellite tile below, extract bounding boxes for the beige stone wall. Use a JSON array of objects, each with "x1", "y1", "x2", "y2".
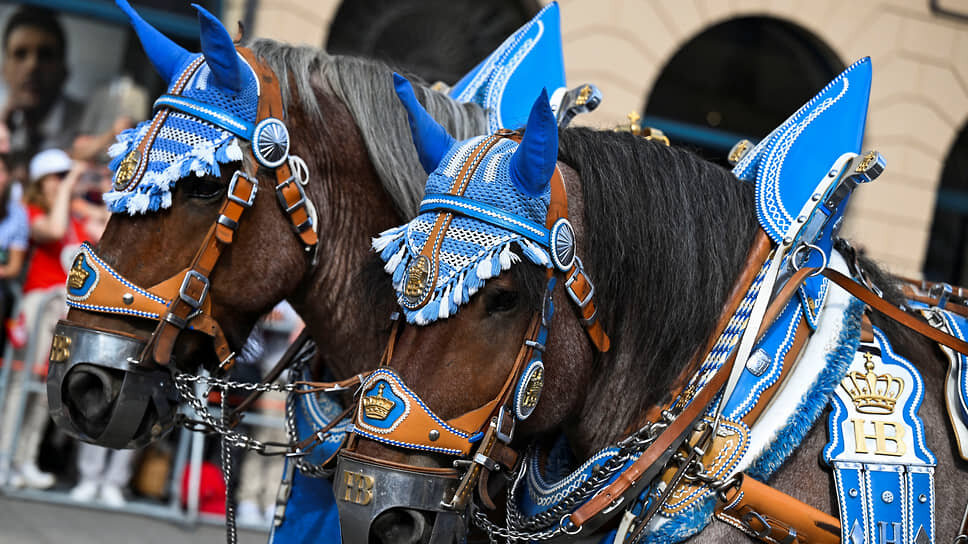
[
  {"x1": 250, "y1": 0, "x2": 341, "y2": 46},
  {"x1": 557, "y1": 0, "x2": 968, "y2": 278},
  {"x1": 248, "y1": 0, "x2": 968, "y2": 278}
]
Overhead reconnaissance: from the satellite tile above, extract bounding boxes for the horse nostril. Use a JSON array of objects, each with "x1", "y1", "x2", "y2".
[
  {"x1": 370, "y1": 508, "x2": 430, "y2": 544},
  {"x1": 65, "y1": 366, "x2": 119, "y2": 421}
]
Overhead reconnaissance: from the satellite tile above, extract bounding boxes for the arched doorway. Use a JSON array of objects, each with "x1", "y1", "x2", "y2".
[
  {"x1": 325, "y1": 0, "x2": 538, "y2": 85},
  {"x1": 643, "y1": 17, "x2": 843, "y2": 165},
  {"x1": 923, "y1": 122, "x2": 968, "y2": 284}
]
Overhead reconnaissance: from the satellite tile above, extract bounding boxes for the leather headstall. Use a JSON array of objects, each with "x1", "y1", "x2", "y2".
[
  {"x1": 348, "y1": 129, "x2": 609, "y2": 511},
  {"x1": 65, "y1": 47, "x2": 320, "y2": 371}
]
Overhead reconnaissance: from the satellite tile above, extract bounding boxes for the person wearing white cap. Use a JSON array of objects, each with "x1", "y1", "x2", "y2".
[{"x1": 0, "y1": 147, "x2": 82, "y2": 490}]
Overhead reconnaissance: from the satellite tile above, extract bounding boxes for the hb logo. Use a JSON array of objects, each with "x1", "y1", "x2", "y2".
[{"x1": 341, "y1": 470, "x2": 374, "y2": 505}]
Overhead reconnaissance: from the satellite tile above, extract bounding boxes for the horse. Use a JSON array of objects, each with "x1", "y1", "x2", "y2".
[
  {"x1": 46, "y1": 1, "x2": 488, "y2": 454},
  {"x1": 334, "y1": 69, "x2": 968, "y2": 543}
]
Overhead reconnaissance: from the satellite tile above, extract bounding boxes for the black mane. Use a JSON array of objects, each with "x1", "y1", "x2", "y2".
[{"x1": 557, "y1": 128, "x2": 759, "y2": 451}]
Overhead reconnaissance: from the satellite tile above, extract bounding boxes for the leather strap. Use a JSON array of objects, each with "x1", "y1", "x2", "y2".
[
  {"x1": 822, "y1": 268, "x2": 968, "y2": 356},
  {"x1": 237, "y1": 48, "x2": 319, "y2": 250},
  {"x1": 715, "y1": 474, "x2": 840, "y2": 544},
  {"x1": 546, "y1": 167, "x2": 609, "y2": 352},
  {"x1": 570, "y1": 231, "x2": 772, "y2": 528}
]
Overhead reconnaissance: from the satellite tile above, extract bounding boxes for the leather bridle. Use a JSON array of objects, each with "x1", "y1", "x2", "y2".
[
  {"x1": 48, "y1": 47, "x2": 320, "y2": 448},
  {"x1": 335, "y1": 130, "x2": 609, "y2": 540}
]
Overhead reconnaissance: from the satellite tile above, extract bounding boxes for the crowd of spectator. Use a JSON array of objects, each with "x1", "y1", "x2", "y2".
[{"x1": 0, "y1": 5, "x2": 137, "y2": 507}]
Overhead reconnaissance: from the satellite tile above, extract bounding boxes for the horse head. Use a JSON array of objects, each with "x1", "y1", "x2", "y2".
[
  {"x1": 47, "y1": 1, "x2": 427, "y2": 449},
  {"x1": 336, "y1": 81, "x2": 612, "y2": 543}
]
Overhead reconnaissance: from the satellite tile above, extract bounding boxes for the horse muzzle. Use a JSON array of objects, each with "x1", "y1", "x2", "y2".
[
  {"x1": 334, "y1": 450, "x2": 465, "y2": 544},
  {"x1": 46, "y1": 320, "x2": 178, "y2": 449}
]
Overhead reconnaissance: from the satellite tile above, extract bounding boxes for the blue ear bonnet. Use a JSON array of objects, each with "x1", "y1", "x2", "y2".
[
  {"x1": 373, "y1": 135, "x2": 554, "y2": 325},
  {"x1": 732, "y1": 57, "x2": 872, "y2": 244},
  {"x1": 105, "y1": 1, "x2": 263, "y2": 215}
]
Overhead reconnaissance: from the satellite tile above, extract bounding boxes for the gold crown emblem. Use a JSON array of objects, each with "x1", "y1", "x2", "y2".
[
  {"x1": 363, "y1": 383, "x2": 396, "y2": 421},
  {"x1": 67, "y1": 254, "x2": 90, "y2": 290},
  {"x1": 841, "y1": 353, "x2": 904, "y2": 415}
]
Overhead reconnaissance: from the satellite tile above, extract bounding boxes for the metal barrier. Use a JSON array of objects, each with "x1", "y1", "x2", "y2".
[{"x1": 0, "y1": 288, "x2": 285, "y2": 534}]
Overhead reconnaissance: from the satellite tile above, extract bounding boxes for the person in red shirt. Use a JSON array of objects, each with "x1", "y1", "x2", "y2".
[
  {"x1": 0, "y1": 148, "x2": 81, "y2": 489},
  {"x1": 22, "y1": 148, "x2": 82, "y2": 293}
]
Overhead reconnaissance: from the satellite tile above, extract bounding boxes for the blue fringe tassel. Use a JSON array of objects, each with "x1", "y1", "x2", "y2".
[{"x1": 641, "y1": 496, "x2": 717, "y2": 544}]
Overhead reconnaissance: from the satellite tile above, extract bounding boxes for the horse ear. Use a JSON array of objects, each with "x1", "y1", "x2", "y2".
[
  {"x1": 193, "y1": 4, "x2": 242, "y2": 92},
  {"x1": 510, "y1": 89, "x2": 558, "y2": 196},
  {"x1": 393, "y1": 73, "x2": 456, "y2": 174},
  {"x1": 116, "y1": 0, "x2": 192, "y2": 84}
]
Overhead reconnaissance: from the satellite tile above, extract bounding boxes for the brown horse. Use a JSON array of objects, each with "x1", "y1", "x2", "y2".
[
  {"x1": 340, "y1": 94, "x2": 968, "y2": 543},
  {"x1": 48, "y1": 29, "x2": 488, "y2": 449}
]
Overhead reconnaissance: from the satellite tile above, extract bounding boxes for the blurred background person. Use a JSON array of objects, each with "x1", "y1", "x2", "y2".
[
  {"x1": 0, "y1": 152, "x2": 27, "y2": 354},
  {"x1": 0, "y1": 7, "x2": 78, "y2": 180},
  {"x1": 0, "y1": 148, "x2": 81, "y2": 490}
]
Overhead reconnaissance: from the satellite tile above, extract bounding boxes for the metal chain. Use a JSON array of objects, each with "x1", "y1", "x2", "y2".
[
  {"x1": 472, "y1": 413, "x2": 674, "y2": 542},
  {"x1": 284, "y1": 356, "x2": 336, "y2": 478},
  {"x1": 172, "y1": 342, "x2": 347, "y2": 477},
  {"x1": 172, "y1": 373, "x2": 294, "y2": 454}
]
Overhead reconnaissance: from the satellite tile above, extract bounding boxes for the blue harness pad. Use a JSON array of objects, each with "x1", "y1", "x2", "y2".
[
  {"x1": 268, "y1": 369, "x2": 352, "y2": 544},
  {"x1": 449, "y1": 2, "x2": 566, "y2": 132},
  {"x1": 823, "y1": 327, "x2": 936, "y2": 544}
]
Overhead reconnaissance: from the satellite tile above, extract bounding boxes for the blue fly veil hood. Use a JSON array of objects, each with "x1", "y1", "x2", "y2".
[
  {"x1": 105, "y1": 0, "x2": 268, "y2": 215},
  {"x1": 374, "y1": 75, "x2": 559, "y2": 325}
]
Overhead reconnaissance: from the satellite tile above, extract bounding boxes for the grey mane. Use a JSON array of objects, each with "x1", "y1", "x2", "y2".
[{"x1": 247, "y1": 39, "x2": 488, "y2": 218}]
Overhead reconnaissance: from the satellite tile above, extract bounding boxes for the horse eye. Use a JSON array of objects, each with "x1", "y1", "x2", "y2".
[
  {"x1": 183, "y1": 178, "x2": 224, "y2": 199},
  {"x1": 486, "y1": 289, "x2": 520, "y2": 315}
]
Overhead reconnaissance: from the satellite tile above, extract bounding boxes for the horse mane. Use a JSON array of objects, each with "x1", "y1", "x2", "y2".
[
  {"x1": 247, "y1": 39, "x2": 488, "y2": 218},
  {"x1": 557, "y1": 128, "x2": 760, "y2": 451}
]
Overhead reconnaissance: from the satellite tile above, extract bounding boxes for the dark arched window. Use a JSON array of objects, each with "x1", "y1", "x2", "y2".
[
  {"x1": 923, "y1": 123, "x2": 968, "y2": 284},
  {"x1": 326, "y1": 0, "x2": 538, "y2": 85},
  {"x1": 643, "y1": 17, "x2": 843, "y2": 165}
]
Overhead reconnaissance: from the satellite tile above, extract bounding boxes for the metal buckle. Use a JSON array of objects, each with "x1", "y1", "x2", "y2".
[
  {"x1": 472, "y1": 453, "x2": 500, "y2": 472},
  {"x1": 740, "y1": 509, "x2": 773, "y2": 539},
  {"x1": 164, "y1": 312, "x2": 188, "y2": 329},
  {"x1": 931, "y1": 282, "x2": 953, "y2": 308},
  {"x1": 494, "y1": 406, "x2": 515, "y2": 444},
  {"x1": 565, "y1": 258, "x2": 595, "y2": 308},
  {"x1": 217, "y1": 215, "x2": 238, "y2": 231},
  {"x1": 179, "y1": 270, "x2": 210, "y2": 308},
  {"x1": 227, "y1": 171, "x2": 258, "y2": 208}
]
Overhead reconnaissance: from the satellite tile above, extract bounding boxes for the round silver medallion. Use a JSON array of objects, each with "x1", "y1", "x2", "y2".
[
  {"x1": 549, "y1": 218, "x2": 576, "y2": 271},
  {"x1": 252, "y1": 118, "x2": 290, "y2": 168}
]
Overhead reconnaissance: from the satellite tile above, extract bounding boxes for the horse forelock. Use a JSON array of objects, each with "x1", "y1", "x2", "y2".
[
  {"x1": 555, "y1": 128, "x2": 760, "y2": 455},
  {"x1": 247, "y1": 39, "x2": 488, "y2": 219}
]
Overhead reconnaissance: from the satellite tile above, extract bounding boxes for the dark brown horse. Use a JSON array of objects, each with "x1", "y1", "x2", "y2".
[
  {"x1": 49, "y1": 31, "x2": 487, "y2": 448},
  {"x1": 342, "y1": 114, "x2": 968, "y2": 543}
]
